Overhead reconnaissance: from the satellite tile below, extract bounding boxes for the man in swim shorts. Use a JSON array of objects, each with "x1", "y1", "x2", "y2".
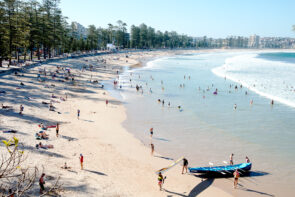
[{"x1": 182, "y1": 158, "x2": 189, "y2": 174}]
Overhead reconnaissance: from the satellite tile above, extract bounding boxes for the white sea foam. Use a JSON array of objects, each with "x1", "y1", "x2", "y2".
[{"x1": 212, "y1": 53, "x2": 295, "y2": 108}]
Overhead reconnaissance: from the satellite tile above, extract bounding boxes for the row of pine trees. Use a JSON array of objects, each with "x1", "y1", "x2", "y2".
[{"x1": 0, "y1": 0, "x2": 196, "y2": 66}]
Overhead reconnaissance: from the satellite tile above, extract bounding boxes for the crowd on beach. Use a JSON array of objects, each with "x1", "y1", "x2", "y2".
[
  {"x1": 0, "y1": 49, "x2": 265, "y2": 196},
  {"x1": 0, "y1": 51, "x2": 135, "y2": 195}
]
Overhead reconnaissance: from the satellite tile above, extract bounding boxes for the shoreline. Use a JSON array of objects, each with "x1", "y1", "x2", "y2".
[
  {"x1": 116, "y1": 49, "x2": 295, "y2": 197},
  {"x1": 0, "y1": 50, "x2": 232, "y2": 196}
]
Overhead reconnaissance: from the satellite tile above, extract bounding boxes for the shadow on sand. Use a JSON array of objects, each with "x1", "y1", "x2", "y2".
[
  {"x1": 154, "y1": 155, "x2": 174, "y2": 161},
  {"x1": 84, "y1": 169, "x2": 107, "y2": 176},
  {"x1": 164, "y1": 178, "x2": 214, "y2": 197}
]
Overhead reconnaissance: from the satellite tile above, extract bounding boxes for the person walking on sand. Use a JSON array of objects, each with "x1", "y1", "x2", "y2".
[
  {"x1": 158, "y1": 172, "x2": 164, "y2": 191},
  {"x1": 106, "y1": 99, "x2": 109, "y2": 105},
  {"x1": 77, "y1": 109, "x2": 80, "y2": 119},
  {"x1": 79, "y1": 154, "x2": 84, "y2": 169},
  {"x1": 39, "y1": 173, "x2": 45, "y2": 194},
  {"x1": 230, "y1": 153, "x2": 234, "y2": 165},
  {"x1": 151, "y1": 143, "x2": 154, "y2": 156},
  {"x1": 19, "y1": 105, "x2": 24, "y2": 115},
  {"x1": 182, "y1": 158, "x2": 189, "y2": 174},
  {"x1": 56, "y1": 123, "x2": 59, "y2": 137},
  {"x1": 233, "y1": 169, "x2": 240, "y2": 189},
  {"x1": 150, "y1": 128, "x2": 154, "y2": 138}
]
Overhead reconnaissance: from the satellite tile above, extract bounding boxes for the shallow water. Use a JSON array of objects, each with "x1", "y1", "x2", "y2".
[{"x1": 110, "y1": 51, "x2": 295, "y2": 196}]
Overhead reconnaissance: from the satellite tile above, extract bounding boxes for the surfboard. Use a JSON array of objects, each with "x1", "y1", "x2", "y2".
[{"x1": 155, "y1": 156, "x2": 184, "y2": 174}]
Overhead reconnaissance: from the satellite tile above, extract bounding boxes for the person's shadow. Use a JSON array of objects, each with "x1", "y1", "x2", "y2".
[{"x1": 164, "y1": 178, "x2": 214, "y2": 197}]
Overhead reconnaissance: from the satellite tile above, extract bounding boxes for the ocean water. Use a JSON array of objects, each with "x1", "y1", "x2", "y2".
[{"x1": 111, "y1": 51, "x2": 295, "y2": 196}]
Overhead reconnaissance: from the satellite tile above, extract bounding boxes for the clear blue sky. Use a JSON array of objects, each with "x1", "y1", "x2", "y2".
[{"x1": 60, "y1": 0, "x2": 295, "y2": 38}]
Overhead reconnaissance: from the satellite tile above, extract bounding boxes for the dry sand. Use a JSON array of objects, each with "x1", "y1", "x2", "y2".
[{"x1": 0, "y1": 50, "x2": 232, "y2": 196}]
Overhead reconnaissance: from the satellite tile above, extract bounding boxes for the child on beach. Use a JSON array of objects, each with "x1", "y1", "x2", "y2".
[{"x1": 79, "y1": 154, "x2": 84, "y2": 170}]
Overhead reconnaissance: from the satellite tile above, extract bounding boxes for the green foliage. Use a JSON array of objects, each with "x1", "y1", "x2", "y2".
[{"x1": 0, "y1": 0, "x2": 196, "y2": 65}]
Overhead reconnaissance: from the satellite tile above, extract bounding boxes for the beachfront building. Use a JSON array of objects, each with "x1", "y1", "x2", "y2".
[
  {"x1": 248, "y1": 34, "x2": 260, "y2": 48},
  {"x1": 260, "y1": 37, "x2": 295, "y2": 48},
  {"x1": 71, "y1": 22, "x2": 88, "y2": 39}
]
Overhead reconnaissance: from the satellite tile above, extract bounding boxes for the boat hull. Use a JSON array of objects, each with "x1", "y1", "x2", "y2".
[{"x1": 189, "y1": 163, "x2": 252, "y2": 174}]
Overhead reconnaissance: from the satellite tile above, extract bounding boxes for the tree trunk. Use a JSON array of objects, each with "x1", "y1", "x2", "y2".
[
  {"x1": 17, "y1": 48, "x2": 20, "y2": 63},
  {"x1": 30, "y1": 49, "x2": 33, "y2": 61},
  {"x1": 43, "y1": 46, "x2": 46, "y2": 59},
  {"x1": 24, "y1": 51, "x2": 26, "y2": 62},
  {"x1": 37, "y1": 47, "x2": 40, "y2": 60}
]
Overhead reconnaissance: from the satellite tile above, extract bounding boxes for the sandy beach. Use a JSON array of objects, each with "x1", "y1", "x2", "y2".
[{"x1": 0, "y1": 50, "x2": 232, "y2": 196}]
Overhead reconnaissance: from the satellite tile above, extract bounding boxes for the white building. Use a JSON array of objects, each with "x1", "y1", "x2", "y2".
[
  {"x1": 248, "y1": 34, "x2": 260, "y2": 48},
  {"x1": 71, "y1": 22, "x2": 88, "y2": 39}
]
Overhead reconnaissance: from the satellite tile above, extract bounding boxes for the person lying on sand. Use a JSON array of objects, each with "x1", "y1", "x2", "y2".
[
  {"x1": 36, "y1": 142, "x2": 54, "y2": 149},
  {"x1": 42, "y1": 101, "x2": 50, "y2": 105},
  {"x1": 49, "y1": 103, "x2": 55, "y2": 111},
  {"x1": 2, "y1": 130, "x2": 17, "y2": 133},
  {"x1": 61, "y1": 162, "x2": 71, "y2": 169},
  {"x1": 36, "y1": 131, "x2": 49, "y2": 139},
  {"x1": 39, "y1": 123, "x2": 47, "y2": 130},
  {"x1": 1, "y1": 104, "x2": 13, "y2": 109},
  {"x1": 51, "y1": 94, "x2": 57, "y2": 98}
]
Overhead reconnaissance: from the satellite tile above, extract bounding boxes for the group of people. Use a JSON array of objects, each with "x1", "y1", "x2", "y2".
[
  {"x1": 149, "y1": 127, "x2": 189, "y2": 191},
  {"x1": 230, "y1": 153, "x2": 251, "y2": 189}
]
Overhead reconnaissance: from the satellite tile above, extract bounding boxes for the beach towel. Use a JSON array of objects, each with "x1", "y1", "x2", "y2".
[{"x1": 46, "y1": 125, "x2": 56, "y2": 128}]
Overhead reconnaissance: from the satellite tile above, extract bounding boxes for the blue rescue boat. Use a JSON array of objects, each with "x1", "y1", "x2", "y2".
[{"x1": 189, "y1": 163, "x2": 252, "y2": 174}]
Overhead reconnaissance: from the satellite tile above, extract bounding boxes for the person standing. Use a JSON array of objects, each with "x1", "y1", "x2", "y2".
[
  {"x1": 150, "y1": 128, "x2": 154, "y2": 138},
  {"x1": 19, "y1": 105, "x2": 24, "y2": 115},
  {"x1": 77, "y1": 109, "x2": 80, "y2": 119},
  {"x1": 79, "y1": 154, "x2": 84, "y2": 170},
  {"x1": 56, "y1": 123, "x2": 59, "y2": 137},
  {"x1": 230, "y1": 153, "x2": 234, "y2": 165},
  {"x1": 151, "y1": 143, "x2": 154, "y2": 156},
  {"x1": 233, "y1": 169, "x2": 240, "y2": 189},
  {"x1": 39, "y1": 173, "x2": 45, "y2": 194},
  {"x1": 182, "y1": 158, "x2": 189, "y2": 174},
  {"x1": 158, "y1": 172, "x2": 164, "y2": 191},
  {"x1": 245, "y1": 156, "x2": 250, "y2": 163}
]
